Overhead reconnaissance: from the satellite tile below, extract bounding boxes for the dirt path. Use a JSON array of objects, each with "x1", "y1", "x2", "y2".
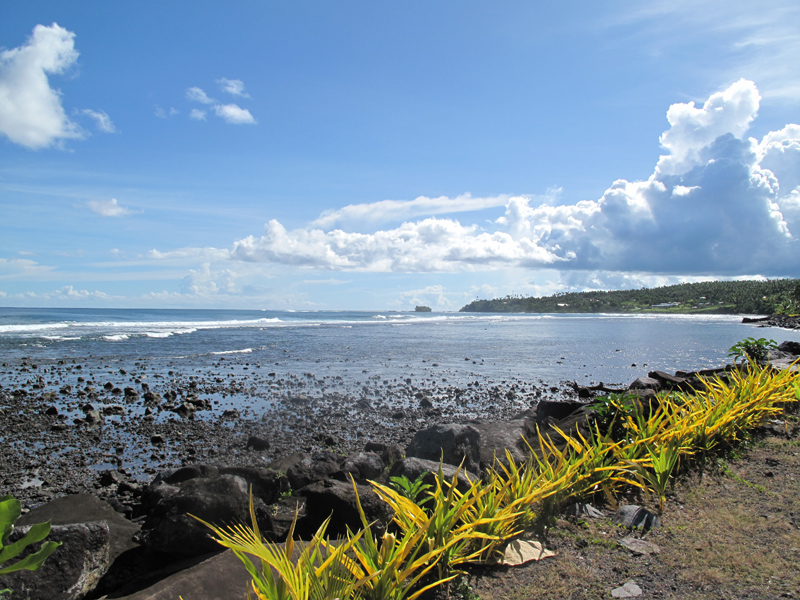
[{"x1": 464, "y1": 425, "x2": 800, "y2": 600}]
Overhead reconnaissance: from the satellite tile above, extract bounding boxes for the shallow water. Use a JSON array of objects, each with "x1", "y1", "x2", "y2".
[{"x1": 2, "y1": 308, "x2": 799, "y2": 390}]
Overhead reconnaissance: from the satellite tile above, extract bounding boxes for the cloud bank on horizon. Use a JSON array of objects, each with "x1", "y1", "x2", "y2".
[{"x1": 156, "y1": 79, "x2": 799, "y2": 282}]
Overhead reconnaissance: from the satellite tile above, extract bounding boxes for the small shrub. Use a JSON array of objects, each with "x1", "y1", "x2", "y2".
[{"x1": 728, "y1": 337, "x2": 777, "y2": 364}]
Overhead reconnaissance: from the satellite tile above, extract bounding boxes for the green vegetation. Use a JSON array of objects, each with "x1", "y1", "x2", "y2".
[
  {"x1": 460, "y1": 278, "x2": 800, "y2": 314},
  {"x1": 414, "y1": 306, "x2": 432, "y2": 312},
  {"x1": 727, "y1": 337, "x2": 779, "y2": 364},
  {"x1": 198, "y1": 354, "x2": 800, "y2": 600},
  {"x1": 1, "y1": 495, "x2": 61, "y2": 597}
]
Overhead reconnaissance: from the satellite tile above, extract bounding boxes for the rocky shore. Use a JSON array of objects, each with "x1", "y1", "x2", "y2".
[
  {"x1": 1, "y1": 341, "x2": 799, "y2": 599},
  {"x1": 742, "y1": 313, "x2": 800, "y2": 330}
]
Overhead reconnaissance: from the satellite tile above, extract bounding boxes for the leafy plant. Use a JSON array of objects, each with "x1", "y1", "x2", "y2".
[
  {"x1": 194, "y1": 496, "x2": 368, "y2": 600},
  {"x1": 1, "y1": 495, "x2": 61, "y2": 596},
  {"x1": 624, "y1": 440, "x2": 684, "y2": 513},
  {"x1": 373, "y1": 464, "x2": 504, "y2": 580},
  {"x1": 388, "y1": 474, "x2": 432, "y2": 506},
  {"x1": 728, "y1": 337, "x2": 778, "y2": 364},
  {"x1": 341, "y1": 476, "x2": 460, "y2": 600}
]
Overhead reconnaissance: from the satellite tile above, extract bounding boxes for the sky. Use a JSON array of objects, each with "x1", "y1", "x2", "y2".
[{"x1": 1, "y1": 1, "x2": 799, "y2": 311}]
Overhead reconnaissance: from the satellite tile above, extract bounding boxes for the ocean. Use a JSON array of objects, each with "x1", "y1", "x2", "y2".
[{"x1": 3, "y1": 308, "x2": 799, "y2": 390}]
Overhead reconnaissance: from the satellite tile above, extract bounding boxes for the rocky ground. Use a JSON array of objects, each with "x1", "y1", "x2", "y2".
[
  {"x1": 744, "y1": 314, "x2": 800, "y2": 330},
  {"x1": 0, "y1": 354, "x2": 575, "y2": 513}
]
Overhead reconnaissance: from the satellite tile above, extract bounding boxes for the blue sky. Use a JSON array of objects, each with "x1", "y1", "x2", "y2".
[{"x1": 1, "y1": 1, "x2": 799, "y2": 310}]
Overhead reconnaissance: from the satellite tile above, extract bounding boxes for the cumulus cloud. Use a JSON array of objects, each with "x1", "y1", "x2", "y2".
[
  {"x1": 216, "y1": 77, "x2": 249, "y2": 97},
  {"x1": 180, "y1": 263, "x2": 236, "y2": 296},
  {"x1": 213, "y1": 103, "x2": 255, "y2": 124},
  {"x1": 0, "y1": 23, "x2": 83, "y2": 149},
  {"x1": 87, "y1": 198, "x2": 134, "y2": 217},
  {"x1": 656, "y1": 79, "x2": 760, "y2": 175},
  {"x1": 189, "y1": 108, "x2": 207, "y2": 121},
  {"x1": 82, "y1": 109, "x2": 116, "y2": 133},
  {"x1": 150, "y1": 80, "x2": 799, "y2": 280},
  {"x1": 228, "y1": 217, "x2": 563, "y2": 272}
]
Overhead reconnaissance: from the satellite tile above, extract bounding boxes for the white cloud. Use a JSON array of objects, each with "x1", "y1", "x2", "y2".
[
  {"x1": 656, "y1": 79, "x2": 760, "y2": 175},
  {"x1": 0, "y1": 257, "x2": 56, "y2": 279},
  {"x1": 180, "y1": 263, "x2": 236, "y2": 296},
  {"x1": 0, "y1": 23, "x2": 83, "y2": 149},
  {"x1": 4, "y1": 286, "x2": 115, "y2": 303},
  {"x1": 87, "y1": 198, "x2": 134, "y2": 217},
  {"x1": 149, "y1": 80, "x2": 799, "y2": 281},
  {"x1": 213, "y1": 103, "x2": 256, "y2": 125},
  {"x1": 186, "y1": 83, "x2": 256, "y2": 124},
  {"x1": 53, "y1": 285, "x2": 111, "y2": 300},
  {"x1": 313, "y1": 193, "x2": 518, "y2": 228},
  {"x1": 186, "y1": 86, "x2": 215, "y2": 104},
  {"x1": 228, "y1": 217, "x2": 564, "y2": 272},
  {"x1": 216, "y1": 78, "x2": 249, "y2": 97},
  {"x1": 82, "y1": 109, "x2": 116, "y2": 133}
]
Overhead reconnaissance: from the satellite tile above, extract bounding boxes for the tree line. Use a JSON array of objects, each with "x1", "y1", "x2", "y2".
[{"x1": 459, "y1": 279, "x2": 800, "y2": 315}]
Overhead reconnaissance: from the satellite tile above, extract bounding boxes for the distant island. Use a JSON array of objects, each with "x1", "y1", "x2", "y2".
[
  {"x1": 415, "y1": 305, "x2": 432, "y2": 312},
  {"x1": 460, "y1": 279, "x2": 800, "y2": 315}
]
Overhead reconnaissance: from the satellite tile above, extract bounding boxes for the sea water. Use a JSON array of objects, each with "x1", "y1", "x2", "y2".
[{"x1": 2, "y1": 308, "x2": 799, "y2": 390}]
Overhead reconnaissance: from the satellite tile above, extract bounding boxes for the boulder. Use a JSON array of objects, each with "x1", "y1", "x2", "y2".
[
  {"x1": 533, "y1": 400, "x2": 588, "y2": 426},
  {"x1": 136, "y1": 472, "x2": 273, "y2": 556},
  {"x1": 0, "y1": 494, "x2": 140, "y2": 600},
  {"x1": 216, "y1": 465, "x2": 289, "y2": 504},
  {"x1": 341, "y1": 451, "x2": 385, "y2": 482},
  {"x1": 286, "y1": 451, "x2": 342, "y2": 490},
  {"x1": 528, "y1": 403, "x2": 596, "y2": 453},
  {"x1": 0, "y1": 522, "x2": 111, "y2": 600},
  {"x1": 629, "y1": 377, "x2": 661, "y2": 391},
  {"x1": 16, "y1": 493, "x2": 139, "y2": 561},
  {"x1": 245, "y1": 435, "x2": 271, "y2": 451},
  {"x1": 778, "y1": 340, "x2": 800, "y2": 355},
  {"x1": 100, "y1": 549, "x2": 252, "y2": 600},
  {"x1": 296, "y1": 479, "x2": 392, "y2": 539},
  {"x1": 363, "y1": 441, "x2": 404, "y2": 466},
  {"x1": 406, "y1": 423, "x2": 481, "y2": 473},
  {"x1": 468, "y1": 419, "x2": 531, "y2": 471}
]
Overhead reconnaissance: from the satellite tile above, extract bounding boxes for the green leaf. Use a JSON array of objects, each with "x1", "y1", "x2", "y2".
[
  {"x1": 0, "y1": 522, "x2": 53, "y2": 564},
  {"x1": 0, "y1": 496, "x2": 21, "y2": 545},
  {"x1": 0, "y1": 540, "x2": 61, "y2": 574}
]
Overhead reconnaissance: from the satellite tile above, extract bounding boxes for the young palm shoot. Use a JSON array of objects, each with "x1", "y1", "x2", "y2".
[{"x1": 625, "y1": 441, "x2": 683, "y2": 513}]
